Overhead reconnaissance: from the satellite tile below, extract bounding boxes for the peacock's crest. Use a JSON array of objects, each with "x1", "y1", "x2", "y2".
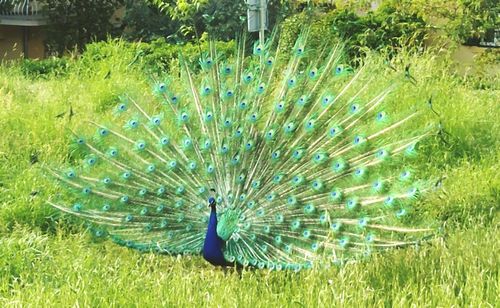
[{"x1": 48, "y1": 32, "x2": 436, "y2": 270}]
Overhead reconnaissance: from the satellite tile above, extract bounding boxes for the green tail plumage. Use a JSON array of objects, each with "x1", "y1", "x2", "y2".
[{"x1": 48, "y1": 32, "x2": 435, "y2": 270}]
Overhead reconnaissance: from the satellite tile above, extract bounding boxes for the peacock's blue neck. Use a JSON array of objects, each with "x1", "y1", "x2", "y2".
[{"x1": 202, "y1": 204, "x2": 230, "y2": 266}]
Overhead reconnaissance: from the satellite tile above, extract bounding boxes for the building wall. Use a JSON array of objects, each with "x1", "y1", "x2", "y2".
[
  {"x1": 0, "y1": 25, "x2": 46, "y2": 60},
  {"x1": 452, "y1": 45, "x2": 499, "y2": 76}
]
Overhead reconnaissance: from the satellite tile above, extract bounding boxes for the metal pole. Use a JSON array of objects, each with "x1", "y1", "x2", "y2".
[
  {"x1": 23, "y1": 26, "x2": 29, "y2": 58},
  {"x1": 259, "y1": 0, "x2": 265, "y2": 45}
]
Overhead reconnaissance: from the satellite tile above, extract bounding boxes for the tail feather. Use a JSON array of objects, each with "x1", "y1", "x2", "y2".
[{"x1": 48, "y1": 32, "x2": 436, "y2": 269}]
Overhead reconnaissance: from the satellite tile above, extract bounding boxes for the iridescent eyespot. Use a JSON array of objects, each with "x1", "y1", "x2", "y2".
[
  {"x1": 157, "y1": 187, "x2": 166, "y2": 195},
  {"x1": 82, "y1": 187, "x2": 91, "y2": 195},
  {"x1": 151, "y1": 117, "x2": 161, "y2": 126},
  {"x1": 108, "y1": 148, "x2": 118, "y2": 157},
  {"x1": 159, "y1": 137, "x2": 169, "y2": 146},
  {"x1": 135, "y1": 140, "x2": 146, "y2": 150},
  {"x1": 99, "y1": 128, "x2": 109, "y2": 136},
  {"x1": 146, "y1": 164, "x2": 156, "y2": 172}
]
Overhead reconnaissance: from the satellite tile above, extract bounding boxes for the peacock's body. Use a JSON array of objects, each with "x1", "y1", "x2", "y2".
[{"x1": 48, "y1": 34, "x2": 435, "y2": 270}]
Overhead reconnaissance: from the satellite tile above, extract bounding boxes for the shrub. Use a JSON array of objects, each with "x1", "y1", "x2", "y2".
[
  {"x1": 280, "y1": 5, "x2": 426, "y2": 61},
  {"x1": 394, "y1": 0, "x2": 499, "y2": 45},
  {"x1": 19, "y1": 57, "x2": 71, "y2": 79},
  {"x1": 76, "y1": 38, "x2": 236, "y2": 75}
]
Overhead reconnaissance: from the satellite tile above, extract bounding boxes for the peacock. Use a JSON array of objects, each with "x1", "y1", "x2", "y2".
[{"x1": 47, "y1": 33, "x2": 436, "y2": 270}]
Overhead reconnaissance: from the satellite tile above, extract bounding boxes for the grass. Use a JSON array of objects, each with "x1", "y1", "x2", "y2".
[
  {"x1": 0, "y1": 40, "x2": 498, "y2": 306},
  {"x1": 1, "y1": 225, "x2": 497, "y2": 306}
]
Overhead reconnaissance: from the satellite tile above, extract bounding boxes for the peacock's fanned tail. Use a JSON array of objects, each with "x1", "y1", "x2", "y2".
[{"x1": 48, "y1": 34, "x2": 435, "y2": 270}]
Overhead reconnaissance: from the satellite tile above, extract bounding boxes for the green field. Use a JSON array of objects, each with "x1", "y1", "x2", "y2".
[{"x1": 0, "y1": 41, "x2": 498, "y2": 306}]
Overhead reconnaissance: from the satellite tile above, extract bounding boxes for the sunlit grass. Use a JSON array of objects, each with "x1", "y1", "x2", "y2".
[{"x1": 1, "y1": 224, "x2": 497, "y2": 306}]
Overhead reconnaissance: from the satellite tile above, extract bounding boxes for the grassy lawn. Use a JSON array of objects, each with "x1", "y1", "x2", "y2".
[{"x1": 0, "y1": 42, "x2": 498, "y2": 306}]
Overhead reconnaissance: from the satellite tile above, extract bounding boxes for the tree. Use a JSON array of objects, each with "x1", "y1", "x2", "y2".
[
  {"x1": 44, "y1": 0, "x2": 124, "y2": 54},
  {"x1": 148, "y1": 0, "x2": 287, "y2": 42}
]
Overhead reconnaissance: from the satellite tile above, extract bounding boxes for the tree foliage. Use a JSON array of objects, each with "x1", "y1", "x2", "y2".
[
  {"x1": 147, "y1": 0, "x2": 289, "y2": 41},
  {"x1": 280, "y1": 5, "x2": 427, "y2": 61},
  {"x1": 43, "y1": 0, "x2": 124, "y2": 54},
  {"x1": 121, "y1": 1, "x2": 179, "y2": 42},
  {"x1": 368, "y1": 0, "x2": 499, "y2": 44},
  {"x1": 37, "y1": 0, "x2": 498, "y2": 56}
]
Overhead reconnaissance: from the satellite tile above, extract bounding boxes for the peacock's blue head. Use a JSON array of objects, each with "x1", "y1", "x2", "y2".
[
  {"x1": 208, "y1": 188, "x2": 217, "y2": 207},
  {"x1": 208, "y1": 197, "x2": 216, "y2": 207}
]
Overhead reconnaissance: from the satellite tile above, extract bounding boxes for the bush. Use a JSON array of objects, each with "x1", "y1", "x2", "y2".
[
  {"x1": 19, "y1": 57, "x2": 71, "y2": 79},
  {"x1": 138, "y1": 38, "x2": 236, "y2": 72},
  {"x1": 395, "y1": 0, "x2": 499, "y2": 45},
  {"x1": 280, "y1": 5, "x2": 426, "y2": 61},
  {"x1": 77, "y1": 38, "x2": 236, "y2": 75}
]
